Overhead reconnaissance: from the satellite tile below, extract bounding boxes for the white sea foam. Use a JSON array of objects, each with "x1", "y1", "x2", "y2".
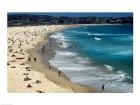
[
  {"x1": 111, "y1": 50, "x2": 132, "y2": 56},
  {"x1": 49, "y1": 50, "x2": 95, "y2": 71},
  {"x1": 94, "y1": 37, "x2": 101, "y2": 41},
  {"x1": 67, "y1": 30, "x2": 89, "y2": 34},
  {"x1": 70, "y1": 69, "x2": 132, "y2": 92},
  {"x1": 49, "y1": 49, "x2": 133, "y2": 92},
  {"x1": 51, "y1": 32, "x2": 69, "y2": 48},
  {"x1": 104, "y1": 64, "x2": 114, "y2": 71},
  {"x1": 51, "y1": 32, "x2": 64, "y2": 39},
  {"x1": 48, "y1": 30, "x2": 133, "y2": 92},
  {"x1": 92, "y1": 33, "x2": 130, "y2": 36},
  {"x1": 55, "y1": 51, "x2": 77, "y2": 56},
  {"x1": 87, "y1": 33, "x2": 92, "y2": 36}
]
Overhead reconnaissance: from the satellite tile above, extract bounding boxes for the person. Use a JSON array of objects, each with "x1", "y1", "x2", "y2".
[
  {"x1": 43, "y1": 45, "x2": 45, "y2": 50},
  {"x1": 41, "y1": 47, "x2": 45, "y2": 55},
  {"x1": 49, "y1": 65, "x2": 51, "y2": 69},
  {"x1": 58, "y1": 71, "x2": 61, "y2": 76},
  {"x1": 28, "y1": 56, "x2": 31, "y2": 62},
  {"x1": 27, "y1": 84, "x2": 32, "y2": 88},
  {"x1": 36, "y1": 80, "x2": 41, "y2": 84},
  {"x1": 24, "y1": 76, "x2": 31, "y2": 81},
  {"x1": 34, "y1": 57, "x2": 37, "y2": 62},
  {"x1": 102, "y1": 84, "x2": 105, "y2": 92}
]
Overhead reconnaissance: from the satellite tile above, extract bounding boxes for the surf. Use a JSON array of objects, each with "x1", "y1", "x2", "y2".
[{"x1": 47, "y1": 24, "x2": 133, "y2": 92}]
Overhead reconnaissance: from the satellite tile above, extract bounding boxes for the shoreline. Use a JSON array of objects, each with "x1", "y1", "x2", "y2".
[
  {"x1": 27, "y1": 43, "x2": 98, "y2": 93},
  {"x1": 35, "y1": 25, "x2": 132, "y2": 93},
  {"x1": 27, "y1": 25, "x2": 99, "y2": 93}
]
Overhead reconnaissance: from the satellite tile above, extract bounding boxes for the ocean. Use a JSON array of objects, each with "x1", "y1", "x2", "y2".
[{"x1": 48, "y1": 24, "x2": 133, "y2": 92}]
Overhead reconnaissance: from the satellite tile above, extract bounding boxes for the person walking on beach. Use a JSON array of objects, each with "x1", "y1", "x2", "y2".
[
  {"x1": 102, "y1": 84, "x2": 105, "y2": 92},
  {"x1": 42, "y1": 47, "x2": 44, "y2": 55},
  {"x1": 41, "y1": 45, "x2": 45, "y2": 55},
  {"x1": 49, "y1": 38, "x2": 52, "y2": 45},
  {"x1": 58, "y1": 71, "x2": 61, "y2": 76},
  {"x1": 43, "y1": 45, "x2": 45, "y2": 51},
  {"x1": 49, "y1": 65, "x2": 51, "y2": 69}
]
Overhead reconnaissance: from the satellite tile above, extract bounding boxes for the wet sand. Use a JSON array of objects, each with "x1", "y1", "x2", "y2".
[{"x1": 27, "y1": 40, "x2": 98, "y2": 93}]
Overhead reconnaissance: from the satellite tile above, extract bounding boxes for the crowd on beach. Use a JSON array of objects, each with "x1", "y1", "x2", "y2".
[
  {"x1": 40, "y1": 38, "x2": 62, "y2": 76},
  {"x1": 8, "y1": 28, "x2": 44, "y2": 92},
  {"x1": 41, "y1": 32, "x2": 106, "y2": 92},
  {"x1": 7, "y1": 25, "x2": 75, "y2": 93}
]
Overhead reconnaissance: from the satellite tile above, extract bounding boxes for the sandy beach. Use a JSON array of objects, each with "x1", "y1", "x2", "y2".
[{"x1": 7, "y1": 25, "x2": 97, "y2": 93}]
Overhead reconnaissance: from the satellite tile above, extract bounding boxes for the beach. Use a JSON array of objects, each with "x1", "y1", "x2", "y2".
[
  {"x1": 7, "y1": 25, "x2": 96, "y2": 93},
  {"x1": 8, "y1": 24, "x2": 132, "y2": 93}
]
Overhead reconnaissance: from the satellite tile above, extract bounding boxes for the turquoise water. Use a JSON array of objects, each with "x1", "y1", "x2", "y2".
[{"x1": 49, "y1": 24, "x2": 133, "y2": 92}]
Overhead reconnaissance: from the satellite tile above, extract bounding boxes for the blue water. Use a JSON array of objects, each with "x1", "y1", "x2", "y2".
[{"x1": 49, "y1": 24, "x2": 133, "y2": 92}]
